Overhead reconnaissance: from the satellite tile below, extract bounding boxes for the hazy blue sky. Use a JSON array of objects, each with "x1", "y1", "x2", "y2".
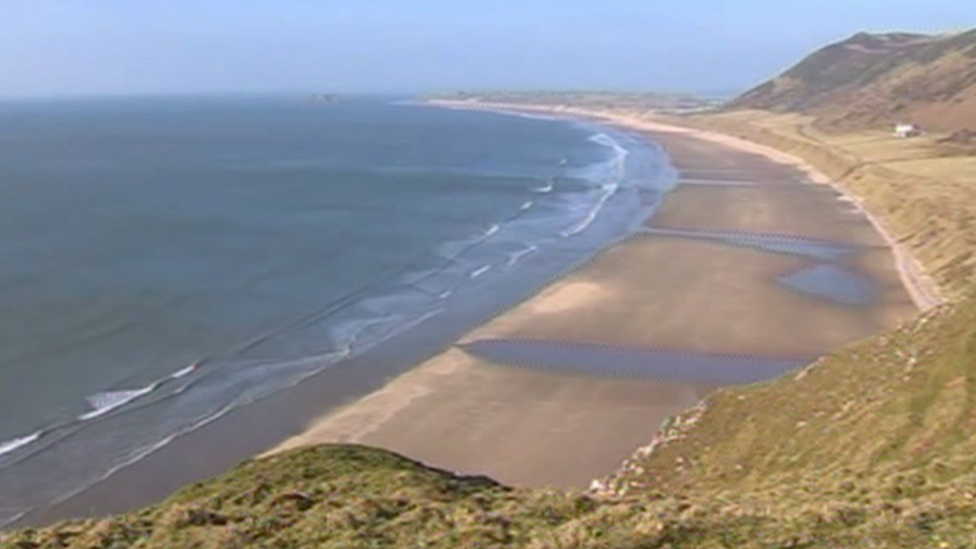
[{"x1": 3, "y1": 1, "x2": 975, "y2": 97}]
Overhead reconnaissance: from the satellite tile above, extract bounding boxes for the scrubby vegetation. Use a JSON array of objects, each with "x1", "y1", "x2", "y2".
[{"x1": 597, "y1": 298, "x2": 976, "y2": 548}]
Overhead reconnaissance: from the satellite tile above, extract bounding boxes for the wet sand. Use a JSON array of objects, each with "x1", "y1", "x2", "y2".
[{"x1": 267, "y1": 117, "x2": 916, "y2": 488}]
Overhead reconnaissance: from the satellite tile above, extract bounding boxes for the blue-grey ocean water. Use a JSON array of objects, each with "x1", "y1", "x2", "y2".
[{"x1": 0, "y1": 97, "x2": 674, "y2": 524}]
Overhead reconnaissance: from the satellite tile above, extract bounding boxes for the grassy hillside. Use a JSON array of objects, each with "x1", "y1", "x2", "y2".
[
  {"x1": 597, "y1": 298, "x2": 976, "y2": 548},
  {"x1": 0, "y1": 445, "x2": 615, "y2": 549},
  {"x1": 729, "y1": 29, "x2": 976, "y2": 136},
  {"x1": 0, "y1": 443, "x2": 892, "y2": 549}
]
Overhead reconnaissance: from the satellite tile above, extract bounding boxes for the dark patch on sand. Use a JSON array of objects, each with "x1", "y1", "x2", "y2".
[{"x1": 460, "y1": 339, "x2": 812, "y2": 385}]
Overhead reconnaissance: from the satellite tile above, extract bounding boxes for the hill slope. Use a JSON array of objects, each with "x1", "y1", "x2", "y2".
[
  {"x1": 730, "y1": 29, "x2": 976, "y2": 134},
  {"x1": 596, "y1": 298, "x2": 976, "y2": 547}
]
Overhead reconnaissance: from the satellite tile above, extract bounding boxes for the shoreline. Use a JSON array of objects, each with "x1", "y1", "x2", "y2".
[{"x1": 264, "y1": 101, "x2": 917, "y2": 488}]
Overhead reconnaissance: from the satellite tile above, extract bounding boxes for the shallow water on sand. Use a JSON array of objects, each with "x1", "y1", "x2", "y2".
[
  {"x1": 460, "y1": 339, "x2": 812, "y2": 385},
  {"x1": 780, "y1": 264, "x2": 878, "y2": 306}
]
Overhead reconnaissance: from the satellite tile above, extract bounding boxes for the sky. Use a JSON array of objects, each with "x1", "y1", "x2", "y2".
[{"x1": 2, "y1": 1, "x2": 975, "y2": 98}]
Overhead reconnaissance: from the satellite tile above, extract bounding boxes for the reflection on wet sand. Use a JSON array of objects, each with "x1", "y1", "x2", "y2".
[
  {"x1": 780, "y1": 264, "x2": 878, "y2": 306},
  {"x1": 640, "y1": 226, "x2": 857, "y2": 260},
  {"x1": 460, "y1": 339, "x2": 811, "y2": 385}
]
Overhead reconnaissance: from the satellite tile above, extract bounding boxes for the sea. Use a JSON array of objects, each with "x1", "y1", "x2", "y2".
[{"x1": 0, "y1": 96, "x2": 675, "y2": 525}]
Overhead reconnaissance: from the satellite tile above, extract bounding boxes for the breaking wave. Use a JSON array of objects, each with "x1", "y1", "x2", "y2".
[{"x1": 0, "y1": 433, "x2": 42, "y2": 459}]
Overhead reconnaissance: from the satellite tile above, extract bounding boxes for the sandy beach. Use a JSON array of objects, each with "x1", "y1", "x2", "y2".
[{"x1": 267, "y1": 105, "x2": 918, "y2": 488}]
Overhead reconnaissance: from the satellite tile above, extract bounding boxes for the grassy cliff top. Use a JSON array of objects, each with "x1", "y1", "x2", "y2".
[
  {"x1": 729, "y1": 28, "x2": 976, "y2": 134},
  {"x1": 8, "y1": 429, "x2": 976, "y2": 548}
]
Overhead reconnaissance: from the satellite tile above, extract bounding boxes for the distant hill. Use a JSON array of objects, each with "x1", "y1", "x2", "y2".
[
  {"x1": 729, "y1": 29, "x2": 976, "y2": 134},
  {"x1": 432, "y1": 90, "x2": 719, "y2": 113},
  {"x1": 309, "y1": 93, "x2": 340, "y2": 103}
]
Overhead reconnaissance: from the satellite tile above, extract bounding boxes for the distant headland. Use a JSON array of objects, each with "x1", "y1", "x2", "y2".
[{"x1": 308, "y1": 93, "x2": 339, "y2": 103}]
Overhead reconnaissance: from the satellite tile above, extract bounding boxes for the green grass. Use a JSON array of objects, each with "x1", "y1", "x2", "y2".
[
  {"x1": 0, "y1": 446, "x2": 594, "y2": 549},
  {"x1": 0, "y1": 444, "x2": 821, "y2": 549}
]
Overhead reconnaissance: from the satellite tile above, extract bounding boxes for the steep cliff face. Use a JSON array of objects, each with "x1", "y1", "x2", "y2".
[{"x1": 730, "y1": 29, "x2": 976, "y2": 133}]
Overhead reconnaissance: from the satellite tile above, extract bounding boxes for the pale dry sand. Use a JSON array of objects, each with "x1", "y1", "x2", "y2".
[{"x1": 268, "y1": 105, "x2": 918, "y2": 489}]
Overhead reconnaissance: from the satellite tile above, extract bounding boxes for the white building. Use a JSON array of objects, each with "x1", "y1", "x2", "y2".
[{"x1": 894, "y1": 123, "x2": 920, "y2": 138}]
